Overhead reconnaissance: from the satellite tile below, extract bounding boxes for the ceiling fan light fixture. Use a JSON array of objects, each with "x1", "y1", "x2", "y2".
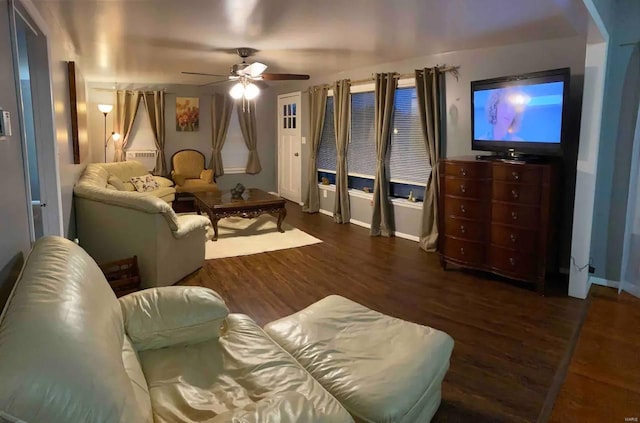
[
  {"x1": 229, "y1": 82, "x2": 245, "y2": 99},
  {"x1": 244, "y1": 83, "x2": 260, "y2": 100}
]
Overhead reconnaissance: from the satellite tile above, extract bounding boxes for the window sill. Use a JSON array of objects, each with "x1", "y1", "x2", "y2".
[
  {"x1": 318, "y1": 184, "x2": 423, "y2": 210},
  {"x1": 223, "y1": 167, "x2": 246, "y2": 175}
]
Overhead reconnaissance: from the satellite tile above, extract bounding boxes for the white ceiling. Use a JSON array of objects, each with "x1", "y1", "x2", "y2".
[{"x1": 34, "y1": 0, "x2": 590, "y2": 85}]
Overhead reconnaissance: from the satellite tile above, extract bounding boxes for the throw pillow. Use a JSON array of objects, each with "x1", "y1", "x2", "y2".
[
  {"x1": 130, "y1": 174, "x2": 160, "y2": 192},
  {"x1": 107, "y1": 175, "x2": 125, "y2": 191}
]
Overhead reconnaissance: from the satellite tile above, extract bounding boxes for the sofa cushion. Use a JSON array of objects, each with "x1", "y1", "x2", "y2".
[
  {"x1": 131, "y1": 175, "x2": 160, "y2": 193},
  {"x1": 108, "y1": 175, "x2": 126, "y2": 191},
  {"x1": 0, "y1": 236, "x2": 152, "y2": 423},
  {"x1": 264, "y1": 295, "x2": 455, "y2": 423},
  {"x1": 103, "y1": 160, "x2": 150, "y2": 182},
  {"x1": 120, "y1": 286, "x2": 229, "y2": 351},
  {"x1": 139, "y1": 314, "x2": 353, "y2": 423},
  {"x1": 155, "y1": 176, "x2": 174, "y2": 188}
]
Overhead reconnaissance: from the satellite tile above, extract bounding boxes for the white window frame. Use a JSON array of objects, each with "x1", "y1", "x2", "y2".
[{"x1": 320, "y1": 77, "x2": 427, "y2": 187}]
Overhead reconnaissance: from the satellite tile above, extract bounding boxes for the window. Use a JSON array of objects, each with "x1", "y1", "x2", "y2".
[
  {"x1": 348, "y1": 92, "x2": 376, "y2": 178},
  {"x1": 317, "y1": 96, "x2": 336, "y2": 172},
  {"x1": 222, "y1": 108, "x2": 249, "y2": 173},
  {"x1": 127, "y1": 101, "x2": 156, "y2": 151},
  {"x1": 316, "y1": 81, "x2": 430, "y2": 200},
  {"x1": 389, "y1": 87, "x2": 430, "y2": 186}
]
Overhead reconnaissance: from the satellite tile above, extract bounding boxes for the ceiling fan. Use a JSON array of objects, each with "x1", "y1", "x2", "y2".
[{"x1": 182, "y1": 48, "x2": 310, "y2": 99}]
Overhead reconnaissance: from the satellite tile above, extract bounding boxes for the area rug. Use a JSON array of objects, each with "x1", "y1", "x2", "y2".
[{"x1": 203, "y1": 214, "x2": 322, "y2": 259}]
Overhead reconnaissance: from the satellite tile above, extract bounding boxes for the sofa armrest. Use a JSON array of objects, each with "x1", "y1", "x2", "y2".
[
  {"x1": 173, "y1": 214, "x2": 211, "y2": 239},
  {"x1": 209, "y1": 392, "x2": 342, "y2": 423},
  {"x1": 200, "y1": 169, "x2": 214, "y2": 184},
  {"x1": 172, "y1": 172, "x2": 186, "y2": 186},
  {"x1": 119, "y1": 286, "x2": 229, "y2": 351}
]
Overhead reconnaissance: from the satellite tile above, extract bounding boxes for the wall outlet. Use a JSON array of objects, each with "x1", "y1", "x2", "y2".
[{"x1": 323, "y1": 190, "x2": 327, "y2": 198}]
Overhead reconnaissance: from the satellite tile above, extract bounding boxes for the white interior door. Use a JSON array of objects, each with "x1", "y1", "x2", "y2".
[{"x1": 277, "y1": 92, "x2": 302, "y2": 203}]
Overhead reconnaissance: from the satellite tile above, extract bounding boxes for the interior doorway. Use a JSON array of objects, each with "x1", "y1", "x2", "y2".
[
  {"x1": 277, "y1": 92, "x2": 302, "y2": 203},
  {"x1": 9, "y1": 1, "x2": 63, "y2": 241}
]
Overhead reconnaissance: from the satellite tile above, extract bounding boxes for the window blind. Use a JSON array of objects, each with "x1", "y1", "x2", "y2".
[
  {"x1": 348, "y1": 92, "x2": 376, "y2": 178},
  {"x1": 222, "y1": 108, "x2": 249, "y2": 171},
  {"x1": 316, "y1": 97, "x2": 336, "y2": 171},
  {"x1": 389, "y1": 87, "x2": 431, "y2": 185}
]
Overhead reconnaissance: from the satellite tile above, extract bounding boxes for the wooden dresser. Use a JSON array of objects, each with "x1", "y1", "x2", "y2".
[{"x1": 439, "y1": 157, "x2": 557, "y2": 293}]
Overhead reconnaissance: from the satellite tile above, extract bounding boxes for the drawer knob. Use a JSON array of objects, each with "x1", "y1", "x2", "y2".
[
  {"x1": 510, "y1": 233, "x2": 517, "y2": 243},
  {"x1": 509, "y1": 257, "x2": 516, "y2": 266},
  {"x1": 512, "y1": 171, "x2": 520, "y2": 181},
  {"x1": 460, "y1": 168, "x2": 467, "y2": 176},
  {"x1": 511, "y1": 211, "x2": 518, "y2": 220},
  {"x1": 511, "y1": 190, "x2": 519, "y2": 199},
  {"x1": 460, "y1": 184, "x2": 466, "y2": 193},
  {"x1": 460, "y1": 247, "x2": 465, "y2": 255},
  {"x1": 460, "y1": 204, "x2": 466, "y2": 213},
  {"x1": 460, "y1": 225, "x2": 466, "y2": 234}
]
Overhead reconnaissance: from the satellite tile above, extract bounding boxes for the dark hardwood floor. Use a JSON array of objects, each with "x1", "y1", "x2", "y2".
[
  {"x1": 180, "y1": 201, "x2": 585, "y2": 422},
  {"x1": 550, "y1": 285, "x2": 640, "y2": 422}
]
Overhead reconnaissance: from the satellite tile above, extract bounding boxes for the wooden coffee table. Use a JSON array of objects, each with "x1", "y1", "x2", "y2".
[{"x1": 193, "y1": 189, "x2": 287, "y2": 241}]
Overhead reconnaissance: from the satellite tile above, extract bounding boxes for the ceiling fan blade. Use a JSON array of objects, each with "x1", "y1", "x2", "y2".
[
  {"x1": 198, "y1": 79, "x2": 232, "y2": 88},
  {"x1": 261, "y1": 73, "x2": 310, "y2": 81},
  {"x1": 182, "y1": 71, "x2": 229, "y2": 77},
  {"x1": 242, "y1": 62, "x2": 268, "y2": 77}
]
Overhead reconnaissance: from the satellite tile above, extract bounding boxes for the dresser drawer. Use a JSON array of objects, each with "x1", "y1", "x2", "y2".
[
  {"x1": 444, "y1": 162, "x2": 484, "y2": 179},
  {"x1": 490, "y1": 224, "x2": 537, "y2": 253},
  {"x1": 491, "y1": 202, "x2": 539, "y2": 227},
  {"x1": 487, "y1": 246, "x2": 537, "y2": 280},
  {"x1": 444, "y1": 177, "x2": 481, "y2": 198},
  {"x1": 493, "y1": 164, "x2": 541, "y2": 185},
  {"x1": 492, "y1": 181, "x2": 541, "y2": 205},
  {"x1": 444, "y1": 216, "x2": 485, "y2": 242},
  {"x1": 444, "y1": 196, "x2": 483, "y2": 220},
  {"x1": 444, "y1": 236, "x2": 483, "y2": 265}
]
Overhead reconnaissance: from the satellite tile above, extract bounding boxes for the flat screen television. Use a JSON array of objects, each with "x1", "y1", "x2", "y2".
[{"x1": 471, "y1": 68, "x2": 570, "y2": 158}]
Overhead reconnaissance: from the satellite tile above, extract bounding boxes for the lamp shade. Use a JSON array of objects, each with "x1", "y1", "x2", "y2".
[
  {"x1": 98, "y1": 104, "x2": 113, "y2": 114},
  {"x1": 229, "y1": 82, "x2": 245, "y2": 99},
  {"x1": 244, "y1": 83, "x2": 260, "y2": 100}
]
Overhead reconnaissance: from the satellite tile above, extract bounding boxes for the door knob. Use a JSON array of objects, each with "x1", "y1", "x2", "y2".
[{"x1": 294, "y1": 152, "x2": 299, "y2": 157}]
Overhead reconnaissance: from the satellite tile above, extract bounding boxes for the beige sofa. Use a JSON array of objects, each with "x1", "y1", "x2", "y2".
[
  {"x1": 0, "y1": 237, "x2": 353, "y2": 423},
  {"x1": 95, "y1": 160, "x2": 176, "y2": 203},
  {"x1": 74, "y1": 161, "x2": 210, "y2": 288}
]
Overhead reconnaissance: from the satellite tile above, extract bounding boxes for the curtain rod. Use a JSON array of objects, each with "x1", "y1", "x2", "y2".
[
  {"x1": 92, "y1": 88, "x2": 176, "y2": 95},
  {"x1": 310, "y1": 65, "x2": 460, "y2": 90}
]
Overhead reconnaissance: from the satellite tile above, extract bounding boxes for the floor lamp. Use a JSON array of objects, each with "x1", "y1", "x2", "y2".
[{"x1": 98, "y1": 104, "x2": 120, "y2": 162}]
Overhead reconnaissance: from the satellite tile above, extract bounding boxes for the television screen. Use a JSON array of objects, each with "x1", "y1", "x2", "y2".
[{"x1": 471, "y1": 68, "x2": 569, "y2": 156}]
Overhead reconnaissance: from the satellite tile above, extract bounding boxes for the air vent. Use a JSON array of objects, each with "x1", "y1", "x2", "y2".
[{"x1": 125, "y1": 150, "x2": 157, "y2": 171}]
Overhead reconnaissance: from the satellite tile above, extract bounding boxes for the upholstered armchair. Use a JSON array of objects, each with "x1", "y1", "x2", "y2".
[{"x1": 171, "y1": 149, "x2": 218, "y2": 194}]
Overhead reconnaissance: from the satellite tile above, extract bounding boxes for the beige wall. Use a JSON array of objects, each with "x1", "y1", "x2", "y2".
[
  {"x1": 35, "y1": 3, "x2": 91, "y2": 238},
  {"x1": 86, "y1": 82, "x2": 278, "y2": 191},
  {"x1": 272, "y1": 36, "x2": 587, "y2": 255}
]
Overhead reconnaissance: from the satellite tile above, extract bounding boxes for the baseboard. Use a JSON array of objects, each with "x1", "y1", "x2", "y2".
[
  {"x1": 590, "y1": 277, "x2": 619, "y2": 289},
  {"x1": 590, "y1": 277, "x2": 640, "y2": 297},
  {"x1": 349, "y1": 218, "x2": 371, "y2": 229},
  {"x1": 318, "y1": 210, "x2": 419, "y2": 242}
]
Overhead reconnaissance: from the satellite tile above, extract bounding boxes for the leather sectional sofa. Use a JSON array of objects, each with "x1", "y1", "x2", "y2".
[{"x1": 0, "y1": 237, "x2": 454, "y2": 422}]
